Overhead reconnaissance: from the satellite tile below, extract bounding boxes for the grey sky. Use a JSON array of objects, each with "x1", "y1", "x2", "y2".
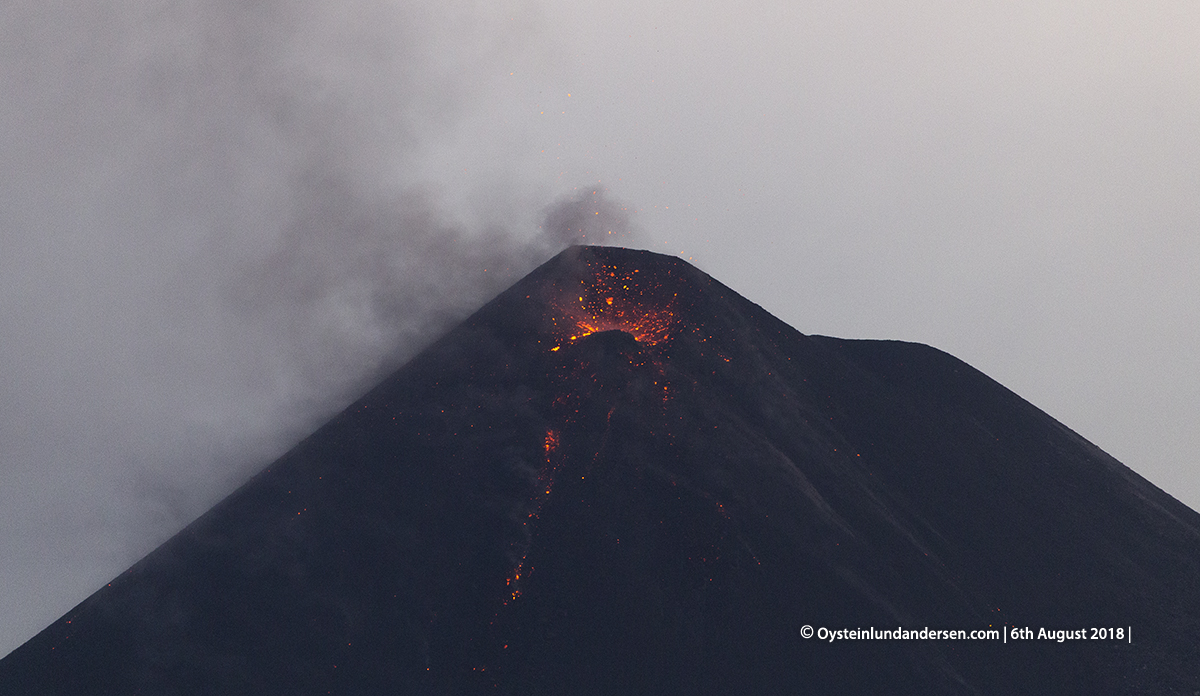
[{"x1": 2, "y1": 0, "x2": 1197, "y2": 657}]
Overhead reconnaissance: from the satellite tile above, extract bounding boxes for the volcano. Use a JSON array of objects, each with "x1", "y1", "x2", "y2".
[{"x1": 3, "y1": 246, "x2": 1198, "y2": 694}]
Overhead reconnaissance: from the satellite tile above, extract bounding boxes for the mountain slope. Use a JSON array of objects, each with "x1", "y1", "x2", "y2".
[{"x1": 3, "y1": 245, "x2": 1198, "y2": 694}]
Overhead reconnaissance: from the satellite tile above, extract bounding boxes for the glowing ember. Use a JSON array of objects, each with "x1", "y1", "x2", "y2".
[
  {"x1": 502, "y1": 259, "x2": 686, "y2": 608},
  {"x1": 544, "y1": 260, "x2": 680, "y2": 350},
  {"x1": 503, "y1": 428, "x2": 562, "y2": 603}
]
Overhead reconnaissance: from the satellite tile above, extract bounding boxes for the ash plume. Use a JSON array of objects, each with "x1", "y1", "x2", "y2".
[
  {"x1": 0, "y1": 0, "x2": 632, "y2": 657},
  {"x1": 540, "y1": 188, "x2": 640, "y2": 247}
]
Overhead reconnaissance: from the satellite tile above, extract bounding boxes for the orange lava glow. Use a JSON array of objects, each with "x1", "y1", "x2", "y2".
[
  {"x1": 544, "y1": 261, "x2": 680, "y2": 350},
  {"x1": 503, "y1": 428, "x2": 562, "y2": 604}
]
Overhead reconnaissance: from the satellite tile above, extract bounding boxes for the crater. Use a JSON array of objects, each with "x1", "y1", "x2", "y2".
[{"x1": 578, "y1": 329, "x2": 641, "y2": 348}]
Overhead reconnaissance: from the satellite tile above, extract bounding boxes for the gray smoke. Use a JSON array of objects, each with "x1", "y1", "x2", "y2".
[
  {"x1": 0, "y1": 0, "x2": 634, "y2": 656},
  {"x1": 541, "y1": 187, "x2": 638, "y2": 246}
]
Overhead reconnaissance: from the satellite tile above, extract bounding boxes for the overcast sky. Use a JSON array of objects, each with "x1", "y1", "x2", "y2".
[{"x1": 2, "y1": 0, "x2": 1197, "y2": 657}]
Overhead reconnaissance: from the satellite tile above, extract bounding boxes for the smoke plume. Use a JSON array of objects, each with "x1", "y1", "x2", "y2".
[{"x1": 0, "y1": 0, "x2": 634, "y2": 656}]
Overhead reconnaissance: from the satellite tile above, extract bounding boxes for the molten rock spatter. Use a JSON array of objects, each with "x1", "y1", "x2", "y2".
[
  {"x1": 543, "y1": 256, "x2": 682, "y2": 352},
  {"x1": 499, "y1": 329, "x2": 662, "y2": 610},
  {"x1": 502, "y1": 428, "x2": 562, "y2": 604}
]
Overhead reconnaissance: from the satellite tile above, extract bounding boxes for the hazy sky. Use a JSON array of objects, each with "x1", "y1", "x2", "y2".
[{"x1": 2, "y1": 0, "x2": 1197, "y2": 657}]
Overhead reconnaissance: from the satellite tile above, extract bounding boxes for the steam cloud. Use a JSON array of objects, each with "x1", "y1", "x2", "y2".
[{"x1": 0, "y1": 0, "x2": 634, "y2": 655}]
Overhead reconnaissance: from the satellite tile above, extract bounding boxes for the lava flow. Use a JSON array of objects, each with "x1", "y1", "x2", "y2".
[
  {"x1": 501, "y1": 261, "x2": 682, "y2": 607},
  {"x1": 496, "y1": 256, "x2": 692, "y2": 619},
  {"x1": 502, "y1": 428, "x2": 562, "y2": 604}
]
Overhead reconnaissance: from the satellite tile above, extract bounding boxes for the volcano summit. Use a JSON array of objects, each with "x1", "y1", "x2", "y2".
[{"x1": 2, "y1": 246, "x2": 1198, "y2": 694}]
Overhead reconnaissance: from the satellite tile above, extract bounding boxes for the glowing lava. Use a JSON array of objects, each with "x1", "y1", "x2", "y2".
[
  {"x1": 503, "y1": 428, "x2": 562, "y2": 604},
  {"x1": 544, "y1": 261, "x2": 680, "y2": 351},
  {"x1": 503, "y1": 259, "x2": 683, "y2": 606}
]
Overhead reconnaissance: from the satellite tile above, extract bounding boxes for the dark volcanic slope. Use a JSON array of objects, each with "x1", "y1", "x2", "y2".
[{"x1": 3, "y1": 246, "x2": 1199, "y2": 695}]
